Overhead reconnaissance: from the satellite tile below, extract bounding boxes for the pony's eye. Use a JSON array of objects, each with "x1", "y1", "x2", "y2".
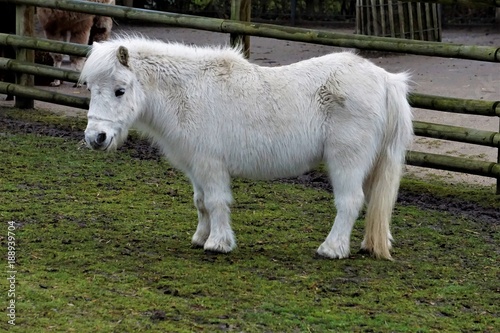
[{"x1": 115, "y1": 88, "x2": 125, "y2": 97}]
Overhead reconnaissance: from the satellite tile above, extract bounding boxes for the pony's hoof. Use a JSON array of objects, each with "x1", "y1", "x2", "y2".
[
  {"x1": 360, "y1": 237, "x2": 393, "y2": 251},
  {"x1": 203, "y1": 236, "x2": 235, "y2": 253},
  {"x1": 316, "y1": 241, "x2": 350, "y2": 259},
  {"x1": 191, "y1": 239, "x2": 206, "y2": 248},
  {"x1": 191, "y1": 232, "x2": 209, "y2": 248},
  {"x1": 360, "y1": 237, "x2": 393, "y2": 260}
]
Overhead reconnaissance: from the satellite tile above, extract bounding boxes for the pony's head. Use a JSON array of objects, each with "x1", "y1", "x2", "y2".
[{"x1": 80, "y1": 41, "x2": 145, "y2": 151}]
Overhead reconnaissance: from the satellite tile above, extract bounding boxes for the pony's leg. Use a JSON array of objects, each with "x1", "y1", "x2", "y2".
[
  {"x1": 191, "y1": 182, "x2": 211, "y2": 247},
  {"x1": 317, "y1": 163, "x2": 366, "y2": 259},
  {"x1": 192, "y1": 167, "x2": 235, "y2": 253}
]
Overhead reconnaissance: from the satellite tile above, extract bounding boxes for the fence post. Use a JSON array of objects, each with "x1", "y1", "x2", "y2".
[
  {"x1": 230, "y1": 0, "x2": 251, "y2": 58},
  {"x1": 14, "y1": 5, "x2": 35, "y2": 109},
  {"x1": 291, "y1": 0, "x2": 297, "y2": 25}
]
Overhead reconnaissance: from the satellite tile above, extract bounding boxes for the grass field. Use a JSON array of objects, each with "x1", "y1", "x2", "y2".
[{"x1": 1, "y1": 108, "x2": 498, "y2": 332}]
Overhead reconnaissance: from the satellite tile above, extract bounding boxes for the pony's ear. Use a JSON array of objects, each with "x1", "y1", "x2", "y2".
[{"x1": 117, "y1": 46, "x2": 129, "y2": 67}]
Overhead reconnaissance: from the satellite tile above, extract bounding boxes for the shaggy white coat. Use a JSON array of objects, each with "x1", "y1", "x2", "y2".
[{"x1": 80, "y1": 36, "x2": 413, "y2": 259}]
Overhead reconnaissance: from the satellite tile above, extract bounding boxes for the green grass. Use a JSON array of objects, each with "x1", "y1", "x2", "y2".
[{"x1": 0, "y1": 108, "x2": 498, "y2": 332}]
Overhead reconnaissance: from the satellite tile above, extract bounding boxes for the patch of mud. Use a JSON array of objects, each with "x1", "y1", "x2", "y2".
[
  {"x1": 282, "y1": 170, "x2": 500, "y2": 225},
  {"x1": 1, "y1": 115, "x2": 498, "y2": 224},
  {"x1": 0, "y1": 116, "x2": 81, "y2": 139},
  {"x1": 0, "y1": 116, "x2": 162, "y2": 161}
]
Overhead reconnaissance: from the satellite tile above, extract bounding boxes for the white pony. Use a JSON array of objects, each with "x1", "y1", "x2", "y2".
[{"x1": 80, "y1": 36, "x2": 413, "y2": 260}]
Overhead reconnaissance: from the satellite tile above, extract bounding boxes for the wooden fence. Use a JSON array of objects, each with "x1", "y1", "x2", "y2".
[
  {"x1": 0, "y1": 0, "x2": 499, "y2": 194},
  {"x1": 356, "y1": 0, "x2": 441, "y2": 41}
]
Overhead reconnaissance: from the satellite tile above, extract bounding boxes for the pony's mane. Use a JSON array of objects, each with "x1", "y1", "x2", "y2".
[{"x1": 80, "y1": 35, "x2": 244, "y2": 84}]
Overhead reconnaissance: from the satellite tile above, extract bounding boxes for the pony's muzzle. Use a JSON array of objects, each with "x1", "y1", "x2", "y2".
[{"x1": 85, "y1": 130, "x2": 111, "y2": 150}]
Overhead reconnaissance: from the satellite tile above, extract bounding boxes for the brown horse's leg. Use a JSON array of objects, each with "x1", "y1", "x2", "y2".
[
  {"x1": 37, "y1": 8, "x2": 68, "y2": 86},
  {"x1": 69, "y1": 17, "x2": 94, "y2": 87}
]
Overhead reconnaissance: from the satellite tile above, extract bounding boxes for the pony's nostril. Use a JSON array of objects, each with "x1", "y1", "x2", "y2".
[{"x1": 96, "y1": 132, "x2": 107, "y2": 145}]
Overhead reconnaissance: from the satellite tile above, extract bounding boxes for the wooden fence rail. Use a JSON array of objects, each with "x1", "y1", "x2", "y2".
[
  {"x1": 408, "y1": 151, "x2": 500, "y2": 179},
  {"x1": 408, "y1": 94, "x2": 500, "y2": 117},
  {"x1": 3, "y1": 0, "x2": 500, "y2": 62},
  {"x1": 0, "y1": 0, "x2": 498, "y2": 193},
  {"x1": 0, "y1": 57, "x2": 80, "y2": 83},
  {"x1": 0, "y1": 81, "x2": 88, "y2": 108},
  {"x1": 413, "y1": 122, "x2": 500, "y2": 147}
]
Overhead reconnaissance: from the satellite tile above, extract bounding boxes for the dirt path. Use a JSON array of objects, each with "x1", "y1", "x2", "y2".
[{"x1": 1, "y1": 24, "x2": 499, "y2": 187}]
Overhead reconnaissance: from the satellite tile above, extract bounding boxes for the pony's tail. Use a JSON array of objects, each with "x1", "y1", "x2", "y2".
[{"x1": 362, "y1": 72, "x2": 413, "y2": 260}]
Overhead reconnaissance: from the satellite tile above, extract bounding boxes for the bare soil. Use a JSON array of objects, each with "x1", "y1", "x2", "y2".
[{"x1": 1, "y1": 23, "x2": 499, "y2": 188}]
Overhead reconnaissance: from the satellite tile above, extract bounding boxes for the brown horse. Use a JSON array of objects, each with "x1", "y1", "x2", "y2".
[{"x1": 37, "y1": 0, "x2": 115, "y2": 86}]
